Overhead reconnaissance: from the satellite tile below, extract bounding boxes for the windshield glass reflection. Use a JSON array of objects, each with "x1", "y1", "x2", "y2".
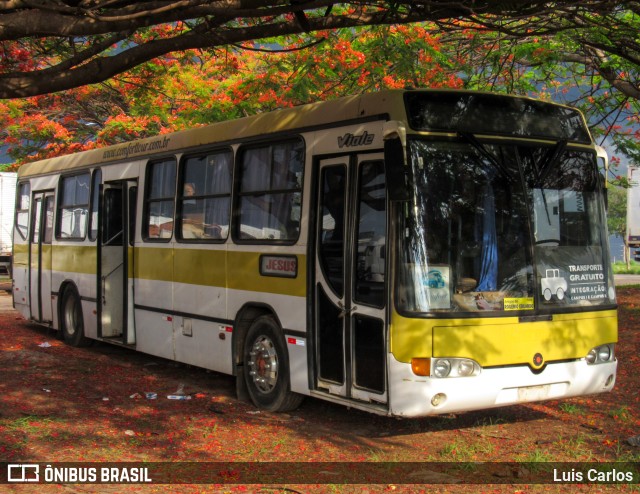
[{"x1": 397, "y1": 140, "x2": 615, "y2": 315}]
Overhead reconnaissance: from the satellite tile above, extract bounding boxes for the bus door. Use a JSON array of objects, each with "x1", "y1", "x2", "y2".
[
  {"x1": 99, "y1": 180, "x2": 137, "y2": 344},
  {"x1": 314, "y1": 154, "x2": 388, "y2": 405},
  {"x1": 29, "y1": 191, "x2": 54, "y2": 323}
]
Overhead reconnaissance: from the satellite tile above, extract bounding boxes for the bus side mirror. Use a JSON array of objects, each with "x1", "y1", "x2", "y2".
[{"x1": 383, "y1": 121, "x2": 411, "y2": 202}]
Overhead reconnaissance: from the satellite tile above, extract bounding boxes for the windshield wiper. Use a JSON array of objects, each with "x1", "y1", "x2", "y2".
[
  {"x1": 457, "y1": 131, "x2": 514, "y2": 182},
  {"x1": 536, "y1": 139, "x2": 567, "y2": 187}
]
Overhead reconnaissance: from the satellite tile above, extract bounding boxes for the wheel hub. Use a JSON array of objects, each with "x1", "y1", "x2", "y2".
[{"x1": 248, "y1": 335, "x2": 278, "y2": 393}]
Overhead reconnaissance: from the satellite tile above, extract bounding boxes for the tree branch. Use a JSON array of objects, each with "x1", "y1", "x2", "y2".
[{"x1": 0, "y1": 1, "x2": 638, "y2": 99}]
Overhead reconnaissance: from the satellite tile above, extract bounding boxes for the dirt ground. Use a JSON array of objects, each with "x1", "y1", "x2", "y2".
[{"x1": 0, "y1": 287, "x2": 638, "y2": 493}]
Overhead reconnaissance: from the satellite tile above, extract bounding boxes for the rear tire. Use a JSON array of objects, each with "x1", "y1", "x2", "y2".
[
  {"x1": 61, "y1": 286, "x2": 92, "y2": 347},
  {"x1": 243, "y1": 315, "x2": 303, "y2": 412}
]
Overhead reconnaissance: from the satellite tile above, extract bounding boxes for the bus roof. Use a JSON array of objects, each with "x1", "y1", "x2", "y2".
[
  {"x1": 17, "y1": 89, "x2": 589, "y2": 178},
  {"x1": 18, "y1": 90, "x2": 408, "y2": 178}
]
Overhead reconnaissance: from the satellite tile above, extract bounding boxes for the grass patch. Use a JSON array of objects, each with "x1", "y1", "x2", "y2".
[
  {"x1": 438, "y1": 438, "x2": 494, "y2": 461},
  {"x1": 6, "y1": 415, "x2": 56, "y2": 432},
  {"x1": 556, "y1": 434, "x2": 595, "y2": 461},
  {"x1": 366, "y1": 448, "x2": 409, "y2": 462},
  {"x1": 522, "y1": 448, "x2": 556, "y2": 462},
  {"x1": 609, "y1": 405, "x2": 631, "y2": 422},
  {"x1": 559, "y1": 402, "x2": 585, "y2": 415},
  {"x1": 613, "y1": 261, "x2": 640, "y2": 274},
  {"x1": 474, "y1": 415, "x2": 506, "y2": 427}
]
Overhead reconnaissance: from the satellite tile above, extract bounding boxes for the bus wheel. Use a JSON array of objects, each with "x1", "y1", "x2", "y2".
[
  {"x1": 243, "y1": 315, "x2": 303, "y2": 412},
  {"x1": 61, "y1": 286, "x2": 91, "y2": 347}
]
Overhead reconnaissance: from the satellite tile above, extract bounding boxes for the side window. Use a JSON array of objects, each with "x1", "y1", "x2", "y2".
[
  {"x1": 179, "y1": 149, "x2": 232, "y2": 241},
  {"x1": 43, "y1": 196, "x2": 55, "y2": 244},
  {"x1": 29, "y1": 194, "x2": 55, "y2": 245},
  {"x1": 318, "y1": 165, "x2": 347, "y2": 297},
  {"x1": 89, "y1": 169, "x2": 102, "y2": 241},
  {"x1": 145, "y1": 158, "x2": 176, "y2": 240},
  {"x1": 354, "y1": 160, "x2": 387, "y2": 307},
  {"x1": 58, "y1": 173, "x2": 90, "y2": 239},
  {"x1": 236, "y1": 139, "x2": 304, "y2": 242},
  {"x1": 15, "y1": 182, "x2": 31, "y2": 240},
  {"x1": 129, "y1": 186, "x2": 137, "y2": 246},
  {"x1": 103, "y1": 188, "x2": 123, "y2": 246},
  {"x1": 31, "y1": 198, "x2": 42, "y2": 244}
]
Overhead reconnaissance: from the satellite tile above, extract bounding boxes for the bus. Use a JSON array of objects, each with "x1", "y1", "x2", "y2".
[{"x1": 12, "y1": 89, "x2": 618, "y2": 417}]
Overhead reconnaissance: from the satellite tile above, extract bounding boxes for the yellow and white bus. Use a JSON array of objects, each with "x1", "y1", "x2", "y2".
[{"x1": 12, "y1": 89, "x2": 618, "y2": 417}]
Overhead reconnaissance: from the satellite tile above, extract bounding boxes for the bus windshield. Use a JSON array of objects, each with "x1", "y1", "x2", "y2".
[{"x1": 397, "y1": 139, "x2": 616, "y2": 314}]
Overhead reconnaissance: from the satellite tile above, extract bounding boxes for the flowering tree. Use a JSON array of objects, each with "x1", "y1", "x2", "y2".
[
  {"x1": 0, "y1": 1, "x2": 637, "y2": 100},
  {"x1": 1, "y1": 24, "x2": 466, "y2": 165}
]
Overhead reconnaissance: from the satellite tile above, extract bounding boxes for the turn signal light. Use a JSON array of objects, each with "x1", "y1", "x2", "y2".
[{"x1": 411, "y1": 358, "x2": 431, "y2": 376}]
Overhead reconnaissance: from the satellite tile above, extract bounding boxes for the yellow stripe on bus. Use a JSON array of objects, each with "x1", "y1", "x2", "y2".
[
  {"x1": 13, "y1": 244, "x2": 28, "y2": 268},
  {"x1": 16, "y1": 243, "x2": 306, "y2": 297},
  {"x1": 15, "y1": 244, "x2": 97, "y2": 274},
  {"x1": 134, "y1": 246, "x2": 173, "y2": 282},
  {"x1": 227, "y1": 251, "x2": 306, "y2": 297},
  {"x1": 135, "y1": 247, "x2": 306, "y2": 296},
  {"x1": 16, "y1": 243, "x2": 93, "y2": 273},
  {"x1": 30, "y1": 244, "x2": 53, "y2": 270},
  {"x1": 52, "y1": 245, "x2": 97, "y2": 274}
]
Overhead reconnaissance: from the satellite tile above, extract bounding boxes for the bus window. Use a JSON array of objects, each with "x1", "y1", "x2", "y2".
[
  {"x1": 355, "y1": 160, "x2": 386, "y2": 307},
  {"x1": 145, "y1": 158, "x2": 176, "y2": 240},
  {"x1": 526, "y1": 150, "x2": 614, "y2": 306},
  {"x1": 31, "y1": 197, "x2": 41, "y2": 244},
  {"x1": 399, "y1": 141, "x2": 532, "y2": 313},
  {"x1": 15, "y1": 182, "x2": 30, "y2": 240},
  {"x1": 103, "y1": 187, "x2": 124, "y2": 246},
  {"x1": 319, "y1": 165, "x2": 347, "y2": 297},
  {"x1": 58, "y1": 173, "x2": 90, "y2": 239},
  {"x1": 236, "y1": 139, "x2": 303, "y2": 242},
  {"x1": 89, "y1": 169, "x2": 102, "y2": 241},
  {"x1": 43, "y1": 196, "x2": 54, "y2": 244},
  {"x1": 399, "y1": 139, "x2": 613, "y2": 313},
  {"x1": 179, "y1": 150, "x2": 232, "y2": 240}
]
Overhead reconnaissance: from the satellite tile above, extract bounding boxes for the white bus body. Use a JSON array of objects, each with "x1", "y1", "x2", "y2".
[{"x1": 13, "y1": 90, "x2": 617, "y2": 417}]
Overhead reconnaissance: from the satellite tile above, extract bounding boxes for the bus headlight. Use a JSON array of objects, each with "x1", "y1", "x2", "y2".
[
  {"x1": 433, "y1": 359, "x2": 451, "y2": 378},
  {"x1": 586, "y1": 344, "x2": 615, "y2": 365},
  {"x1": 431, "y1": 358, "x2": 480, "y2": 378},
  {"x1": 457, "y1": 359, "x2": 476, "y2": 377},
  {"x1": 598, "y1": 345, "x2": 611, "y2": 362}
]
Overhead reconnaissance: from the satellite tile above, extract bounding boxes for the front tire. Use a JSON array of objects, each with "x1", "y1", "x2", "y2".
[
  {"x1": 243, "y1": 315, "x2": 303, "y2": 412},
  {"x1": 61, "y1": 286, "x2": 91, "y2": 347}
]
